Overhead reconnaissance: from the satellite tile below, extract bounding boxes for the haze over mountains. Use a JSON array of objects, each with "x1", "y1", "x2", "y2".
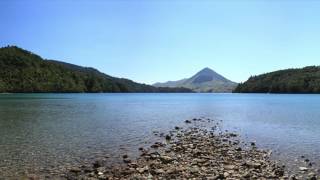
[{"x1": 154, "y1": 68, "x2": 237, "y2": 92}]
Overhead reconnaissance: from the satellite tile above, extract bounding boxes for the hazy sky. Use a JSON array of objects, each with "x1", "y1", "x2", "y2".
[{"x1": 1, "y1": 0, "x2": 320, "y2": 84}]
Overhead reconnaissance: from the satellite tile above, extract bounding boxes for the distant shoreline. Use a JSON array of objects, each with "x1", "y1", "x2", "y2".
[{"x1": 2, "y1": 92, "x2": 320, "y2": 94}]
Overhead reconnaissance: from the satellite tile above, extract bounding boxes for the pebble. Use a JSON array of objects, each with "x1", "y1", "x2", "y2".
[
  {"x1": 123, "y1": 159, "x2": 131, "y2": 163},
  {"x1": 165, "y1": 134, "x2": 171, "y2": 140},
  {"x1": 299, "y1": 167, "x2": 308, "y2": 171},
  {"x1": 69, "y1": 167, "x2": 81, "y2": 173},
  {"x1": 160, "y1": 155, "x2": 173, "y2": 163},
  {"x1": 155, "y1": 169, "x2": 165, "y2": 174},
  {"x1": 185, "y1": 120, "x2": 192, "y2": 123}
]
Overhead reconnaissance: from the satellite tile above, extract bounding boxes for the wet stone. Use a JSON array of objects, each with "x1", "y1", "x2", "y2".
[
  {"x1": 165, "y1": 134, "x2": 171, "y2": 140},
  {"x1": 185, "y1": 120, "x2": 192, "y2": 124}
]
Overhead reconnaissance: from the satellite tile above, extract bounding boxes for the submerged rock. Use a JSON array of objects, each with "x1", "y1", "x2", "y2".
[
  {"x1": 92, "y1": 160, "x2": 103, "y2": 168},
  {"x1": 185, "y1": 120, "x2": 192, "y2": 124},
  {"x1": 123, "y1": 159, "x2": 131, "y2": 163},
  {"x1": 165, "y1": 134, "x2": 171, "y2": 140}
]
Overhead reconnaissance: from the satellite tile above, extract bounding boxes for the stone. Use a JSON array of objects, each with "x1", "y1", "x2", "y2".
[
  {"x1": 98, "y1": 175, "x2": 107, "y2": 180},
  {"x1": 229, "y1": 133, "x2": 237, "y2": 137},
  {"x1": 309, "y1": 174, "x2": 317, "y2": 180},
  {"x1": 160, "y1": 155, "x2": 173, "y2": 163},
  {"x1": 151, "y1": 142, "x2": 165, "y2": 148},
  {"x1": 151, "y1": 144, "x2": 159, "y2": 148},
  {"x1": 189, "y1": 166, "x2": 200, "y2": 174},
  {"x1": 289, "y1": 175, "x2": 298, "y2": 180},
  {"x1": 185, "y1": 120, "x2": 192, "y2": 123},
  {"x1": 275, "y1": 168, "x2": 285, "y2": 176},
  {"x1": 147, "y1": 174, "x2": 153, "y2": 180},
  {"x1": 123, "y1": 159, "x2": 131, "y2": 163},
  {"x1": 155, "y1": 169, "x2": 165, "y2": 174},
  {"x1": 27, "y1": 174, "x2": 39, "y2": 180},
  {"x1": 224, "y1": 165, "x2": 236, "y2": 170},
  {"x1": 93, "y1": 160, "x2": 103, "y2": 168},
  {"x1": 245, "y1": 161, "x2": 261, "y2": 169},
  {"x1": 83, "y1": 166, "x2": 94, "y2": 173},
  {"x1": 129, "y1": 162, "x2": 138, "y2": 168},
  {"x1": 165, "y1": 134, "x2": 171, "y2": 140},
  {"x1": 299, "y1": 167, "x2": 308, "y2": 171},
  {"x1": 69, "y1": 167, "x2": 81, "y2": 173},
  {"x1": 137, "y1": 166, "x2": 148, "y2": 173},
  {"x1": 150, "y1": 153, "x2": 159, "y2": 159},
  {"x1": 242, "y1": 172, "x2": 251, "y2": 178}
]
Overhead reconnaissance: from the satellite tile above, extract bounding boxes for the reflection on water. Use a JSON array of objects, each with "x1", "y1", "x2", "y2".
[{"x1": 0, "y1": 93, "x2": 320, "y2": 177}]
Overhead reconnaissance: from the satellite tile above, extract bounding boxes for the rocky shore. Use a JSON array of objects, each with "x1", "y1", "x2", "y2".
[{"x1": 33, "y1": 118, "x2": 318, "y2": 180}]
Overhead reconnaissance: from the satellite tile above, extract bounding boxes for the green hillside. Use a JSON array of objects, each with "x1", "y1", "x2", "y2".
[
  {"x1": 0, "y1": 46, "x2": 192, "y2": 93},
  {"x1": 234, "y1": 66, "x2": 320, "y2": 93}
]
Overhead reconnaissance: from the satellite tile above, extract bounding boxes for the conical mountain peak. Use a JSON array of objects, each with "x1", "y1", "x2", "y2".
[
  {"x1": 153, "y1": 67, "x2": 237, "y2": 92},
  {"x1": 196, "y1": 67, "x2": 217, "y2": 76}
]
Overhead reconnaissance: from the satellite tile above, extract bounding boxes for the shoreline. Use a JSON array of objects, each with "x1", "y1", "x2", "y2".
[{"x1": 40, "y1": 118, "x2": 318, "y2": 180}]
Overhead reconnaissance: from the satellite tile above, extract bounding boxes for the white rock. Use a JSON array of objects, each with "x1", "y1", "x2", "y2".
[{"x1": 299, "y1": 167, "x2": 308, "y2": 171}]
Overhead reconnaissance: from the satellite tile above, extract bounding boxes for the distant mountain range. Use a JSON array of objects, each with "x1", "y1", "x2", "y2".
[
  {"x1": 234, "y1": 66, "x2": 320, "y2": 93},
  {"x1": 0, "y1": 46, "x2": 192, "y2": 93},
  {"x1": 154, "y1": 68, "x2": 237, "y2": 92}
]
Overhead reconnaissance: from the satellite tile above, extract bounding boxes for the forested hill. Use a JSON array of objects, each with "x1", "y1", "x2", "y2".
[
  {"x1": 0, "y1": 46, "x2": 192, "y2": 93},
  {"x1": 234, "y1": 66, "x2": 320, "y2": 93}
]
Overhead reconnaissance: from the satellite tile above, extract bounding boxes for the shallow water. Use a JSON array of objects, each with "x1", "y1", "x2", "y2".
[{"x1": 0, "y1": 93, "x2": 319, "y2": 177}]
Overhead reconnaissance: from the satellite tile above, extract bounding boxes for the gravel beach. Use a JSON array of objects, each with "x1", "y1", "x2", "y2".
[
  {"x1": 21, "y1": 118, "x2": 319, "y2": 180},
  {"x1": 52, "y1": 118, "x2": 317, "y2": 180}
]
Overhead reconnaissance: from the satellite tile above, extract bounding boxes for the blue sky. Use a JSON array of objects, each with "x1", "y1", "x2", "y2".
[{"x1": 1, "y1": 0, "x2": 320, "y2": 84}]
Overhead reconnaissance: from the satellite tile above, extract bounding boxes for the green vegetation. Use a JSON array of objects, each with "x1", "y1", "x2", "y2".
[
  {"x1": 0, "y1": 46, "x2": 192, "y2": 93},
  {"x1": 234, "y1": 66, "x2": 320, "y2": 93}
]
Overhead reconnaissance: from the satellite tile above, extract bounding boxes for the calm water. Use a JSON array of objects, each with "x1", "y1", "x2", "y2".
[{"x1": 0, "y1": 93, "x2": 320, "y2": 177}]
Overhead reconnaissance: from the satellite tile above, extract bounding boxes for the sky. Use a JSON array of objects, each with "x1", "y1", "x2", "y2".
[{"x1": 1, "y1": 0, "x2": 320, "y2": 84}]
